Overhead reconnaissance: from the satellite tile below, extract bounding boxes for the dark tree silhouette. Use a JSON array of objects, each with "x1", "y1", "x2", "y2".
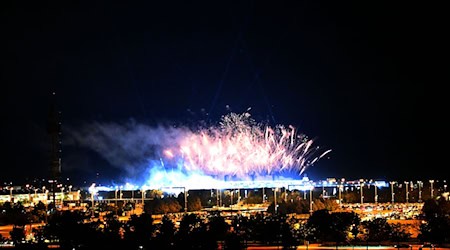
[
  {"x1": 390, "y1": 223, "x2": 411, "y2": 243},
  {"x1": 102, "y1": 212, "x2": 124, "y2": 245},
  {"x1": 145, "y1": 197, "x2": 182, "y2": 214},
  {"x1": 362, "y1": 218, "x2": 391, "y2": 243},
  {"x1": 307, "y1": 209, "x2": 359, "y2": 244},
  {"x1": 0, "y1": 202, "x2": 29, "y2": 226},
  {"x1": 224, "y1": 232, "x2": 245, "y2": 250},
  {"x1": 154, "y1": 215, "x2": 176, "y2": 249},
  {"x1": 43, "y1": 210, "x2": 99, "y2": 249},
  {"x1": 331, "y1": 212, "x2": 360, "y2": 244},
  {"x1": 123, "y1": 213, "x2": 154, "y2": 248},
  {"x1": 419, "y1": 217, "x2": 450, "y2": 244},
  {"x1": 188, "y1": 196, "x2": 203, "y2": 212},
  {"x1": 10, "y1": 226, "x2": 25, "y2": 244},
  {"x1": 208, "y1": 215, "x2": 229, "y2": 241},
  {"x1": 176, "y1": 213, "x2": 217, "y2": 249},
  {"x1": 419, "y1": 197, "x2": 450, "y2": 244}
]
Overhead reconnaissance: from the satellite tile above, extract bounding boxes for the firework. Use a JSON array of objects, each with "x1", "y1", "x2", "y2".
[
  {"x1": 69, "y1": 112, "x2": 330, "y2": 190},
  {"x1": 163, "y1": 112, "x2": 330, "y2": 180}
]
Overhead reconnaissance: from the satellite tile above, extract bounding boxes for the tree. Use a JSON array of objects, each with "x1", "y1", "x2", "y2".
[
  {"x1": 123, "y1": 213, "x2": 154, "y2": 248},
  {"x1": 281, "y1": 220, "x2": 299, "y2": 249},
  {"x1": 323, "y1": 198, "x2": 340, "y2": 211},
  {"x1": 10, "y1": 226, "x2": 25, "y2": 244},
  {"x1": 343, "y1": 191, "x2": 359, "y2": 203},
  {"x1": 31, "y1": 201, "x2": 47, "y2": 222},
  {"x1": 144, "y1": 197, "x2": 182, "y2": 214},
  {"x1": 422, "y1": 197, "x2": 450, "y2": 220},
  {"x1": 155, "y1": 215, "x2": 176, "y2": 248},
  {"x1": 224, "y1": 232, "x2": 245, "y2": 250},
  {"x1": 286, "y1": 199, "x2": 310, "y2": 214},
  {"x1": 188, "y1": 196, "x2": 203, "y2": 212},
  {"x1": 307, "y1": 209, "x2": 333, "y2": 242},
  {"x1": 178, "y1": 213, "x2": 202, "y2": 235},
  {"x1": 244, "y1": 192, "x2": 263, "y2": 204},
  {"x1": 363, "y1": 218, "x2": 391, "y2": 243},
  {"x1": 208, "y1": 215, "x2": 229, "y2": 241},
  {"x1": 43, "y1": 210, "x2": 95, "y2": 249},
  {"x1": 390, "y1": 223, "x2": 411, "y2": 243},
  {"x1": 312, "y1": 199, "x2": 325, "y2": 211},
  {"x1": 248, "y1": 214, "x2": 283, "y2": 244},
  {"x1": 306, "y1": 209, "x2": 359, "y2": 244},
  {"x1": 419, "y1": 197, "x2": 450, "y2": 244},
  {"x1": 332, "y1": 212, "x2": 361, "y2": 243},
  {"x1": 176, "y1": 213, "x2": 216, "y2": 249},
  {"x1": 232, "y1": 214, "x2": 252, "y2": 242},
  {"x1": 268, "y1": 201, "x2": 288, "y2": 215},
  {"x1": 419, "y1": 216, "x2": 450, "y2": 244},
  {"x1": 103, "y1": 212, "x2": 124, "y2": 243},
  {"x1": 0, "y1": 202, "x2": 29, "y2": 226}
]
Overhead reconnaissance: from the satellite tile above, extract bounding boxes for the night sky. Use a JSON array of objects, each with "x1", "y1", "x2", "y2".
[{"x1": 1, "y1": 2, "x2": 443, "y2": 185}]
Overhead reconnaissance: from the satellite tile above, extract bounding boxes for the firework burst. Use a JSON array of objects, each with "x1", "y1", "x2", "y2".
[
  {"x1": 163, "y1": 112, "x2": 331, "y2": 180},
  {"x1": 68, "y1": 112, "x2": 330, "y2": 189}
]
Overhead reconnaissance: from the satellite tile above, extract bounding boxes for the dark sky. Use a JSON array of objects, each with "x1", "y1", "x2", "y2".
[{"x1": 1, "y1": 2, "x2": 443, "y2": 184}]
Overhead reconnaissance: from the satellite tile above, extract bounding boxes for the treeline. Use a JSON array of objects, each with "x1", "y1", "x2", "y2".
[{"x1": 1, "y1": 197, "x2": 449, "y2": 249}]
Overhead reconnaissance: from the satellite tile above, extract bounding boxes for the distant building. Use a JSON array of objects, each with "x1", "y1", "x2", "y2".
[{"x1": 0, "y1": 190, "x2": 80, "y2": 204}]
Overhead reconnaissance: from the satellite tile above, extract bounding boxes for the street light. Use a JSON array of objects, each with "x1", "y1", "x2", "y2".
[
  {"x1": 26, "y1": 184, "x2": 30, "y2": 202},
  {"x1": 184, "y1": 187, "x2": 188, "y2": 213},
  {"x1": 404, "y1": 181, "x2": 409, "y2": 203},
  {"x1": 141, "y1": 189, "x2": 146, "y2": 206},
  {"x1": 44, "y1": 189, "x2": 49, "y2": 223},
  {"x1": 429, "y1": 180, "x2": 434, "y2": 199},
  {"x1": 262, "y1": 187, "x2": 265, "y2": 203},
  {"x1": 9, "y1": 187, "x2": 13, "y2": 203},
  {"x1": 216, "y1": 189, "x2": 219, "y2": 206},
  {"x1": 417, "y1": 181, "x2": 423, "y2": 202},
  {"x1": 390, "y1": 181, "x2": 396, "y2": 204},
  {"x1": 338, "y1": 184, "x2": 343, "y2": 207},
  {"x1": 230, "y1": 189, "x2": 234, "y2": 207},
  {"x1": 60, "y1": 187, "x2": 65, "y2": 206},
  {"x1": 374, "y1": 183, "x2": 378, "y2": 204},
  {"x1": 309, "y1": 187, "x2": 314, "y2": 214},
  {"x1": 89, "y1": 183, "x2": 96, "y2": 217},
  {"x1": 115, "y1": 187, "x2": 118, "y2": 207},
  {"x1": 359, "y1": 181, "x2": 364, "y2": 204},
  {"x1": 237, "y1": 189, "x2": 240, "y2": 204},
  {"x1": 284, "y1": 187, "x2": 288, "y2": 202},
  {"x1": 45, "y1": 190, "x2": 49, "y2": 205},
  {"x1": 274, "y1": 187, "x2": 278, "y2": 214}
]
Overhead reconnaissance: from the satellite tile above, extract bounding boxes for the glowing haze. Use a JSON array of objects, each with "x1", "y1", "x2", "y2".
[{"x1": 67, "y1": 112, "x2": 331, "y2": 190}]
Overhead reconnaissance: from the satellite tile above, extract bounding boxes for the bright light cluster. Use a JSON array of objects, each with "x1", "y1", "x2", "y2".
[
  {"x1": 157, "y1": 112, "x2": 330, "y2": 182},
  {"x1": 72, "y1": 112, "x2": 330, "y2": 190}
]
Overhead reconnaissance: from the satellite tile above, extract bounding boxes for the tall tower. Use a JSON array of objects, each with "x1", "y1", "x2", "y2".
[
  {"x1": 47, "y1": 92, "x2": 62, "y2": 179},
  {"x1": 47, "y1": 92, "x2": 61, "y2": 207}
]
